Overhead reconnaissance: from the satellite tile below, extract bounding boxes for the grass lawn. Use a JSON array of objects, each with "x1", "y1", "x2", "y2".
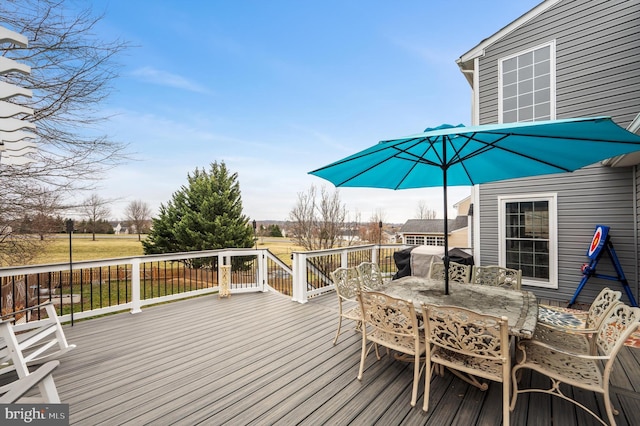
[
  {"x1": 25, "y1": 235, "x2": 303, "y2": 267},
  {"x1": 32, "y1": 235, "x2": 145, "y2": 264},
  {"x1": 255, "y1": 236, "x2": 305, "y2": 265}
]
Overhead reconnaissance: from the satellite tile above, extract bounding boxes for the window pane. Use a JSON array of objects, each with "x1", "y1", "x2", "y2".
[
  {"x1": 535, "y1": 104, "x2": 551, "y2": 120},
  {"x1": 503, "y1": 70, "x2": 517, "y2": 85},
  {"x1": 535, "y1": 45, "x2": 550, "y2": 61},
  {"x1": 521, "y1": 251, "x2": 533, "y2": 264},
  {"x1": 503, "y1": 83, "x2": 517, "y2": 98},
  {"x1": 535, "y1": 252, "x2": 549, "y2": 265},
  {"x1": 534, "y1": 60, "x2": 550, "y2": 76},
  {"x1": 521, "y1": 265, "x2": 534, "y2": 276},
  {"x1": 534, "y1": 88, "x2": 550, "y2": 103},
  {"x1": 503, "y1": 57, "x2": 517, "y2": 73},
  {"x1": 504, "y1": 96, "x2": 517, "y2": 111},
  {"x1": 503, "y1": 110, "x2": 517, "y2": 123},
  {"x1": 506, "y1": 203, "x2": 519, "y2": 213},
  {"x1": 519, "y1": 64, "x2": 533, "y2": 80},
  {"x1": 519, "y1": 93, "x2": 533, "y2": 108},
  {"x1": 535, "y1": 74, "x2": 550, "y2": 90},
  {"x1": 536, "y1": 266, "x2": 549, "y2": 279},
  {"x1": 520, "y1": 106, "x2": 533, "y2": 121},
  {"x1": 519, "y1": 51, "x2": 533, "y2": 67},
  {"x1": 534, "y1": 202, "x2": 548, "y2": 217},
  {"x1": 518, "y1": 79, "x2": 533, "y2": 94}
]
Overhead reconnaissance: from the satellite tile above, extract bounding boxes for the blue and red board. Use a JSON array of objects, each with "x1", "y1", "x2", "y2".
[
  {"x1": 587, "y1": 225, "x2": 609, "y2": 260},
  {"x1": 569, "y1": 225, "x2": 638, "y2": 307}
]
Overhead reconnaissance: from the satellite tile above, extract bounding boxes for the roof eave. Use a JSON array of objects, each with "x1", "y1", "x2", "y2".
[{"x1": 456, "y1": 0, "x2": 563, "y2": 68}]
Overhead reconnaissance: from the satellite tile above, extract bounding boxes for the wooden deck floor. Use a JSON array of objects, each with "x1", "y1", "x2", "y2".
[{"x1": 33, "y1": 291, "x2": 640, "y2": 425}]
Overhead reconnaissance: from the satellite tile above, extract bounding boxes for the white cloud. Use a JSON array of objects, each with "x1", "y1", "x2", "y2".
[{"x1": 130, "y1": 67, "x2": 213, "y2": 94}]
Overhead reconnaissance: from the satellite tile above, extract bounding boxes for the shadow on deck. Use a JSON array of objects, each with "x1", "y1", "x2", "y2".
[{"x1": 28, "y1": 291, "x2": 640, "y2": 425}]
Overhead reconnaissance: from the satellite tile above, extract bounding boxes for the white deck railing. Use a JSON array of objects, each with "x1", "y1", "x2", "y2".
[{"x1": 0, "y1": 244, "x2": 405, "y2": 321}]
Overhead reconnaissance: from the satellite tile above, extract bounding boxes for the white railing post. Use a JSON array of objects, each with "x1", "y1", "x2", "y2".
[
  {"x1": 341, "y1": 250, "x2": 349, "y2": 268},
  {"x1": 258, "y1": 249, "x2": 267, "y2": 292},
  {"x1": 291, "y1": 252, "x2": 308, "y2": 303},
  {"x1": 130, "y1": 258, "x2": 142, "y2": 314}
]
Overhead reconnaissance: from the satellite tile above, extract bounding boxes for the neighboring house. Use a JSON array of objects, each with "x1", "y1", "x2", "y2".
[
  {"x1": 456, "y1": 0, "x2": 640, "y2": 304},
  {"x1": 113, "y1": 222, "x2": 129, "y2": 235},
  {"x1": 399, "y1": 197, "x2": 470, "y2": 248}
]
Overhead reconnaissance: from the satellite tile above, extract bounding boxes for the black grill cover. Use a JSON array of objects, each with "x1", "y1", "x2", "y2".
[
  {"x1": 392, "y1": 247, "x2": 474, "y2": 280},
  {"x1": 392, "y1": 247, "x2": 414, "y2": 280},
  {"x1": 448, "y1": 248, "x2": 474, "y2": 266}
]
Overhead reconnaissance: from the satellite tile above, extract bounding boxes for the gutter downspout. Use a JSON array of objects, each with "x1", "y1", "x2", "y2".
[
  {"x1": 460, "y1": 57, "x2": 482, "y2": 266},
  {"x1": 602, "y1": 114, "x2": 640, "y2": 302},
  {"x1": 631, "y1": 115, "x2": 640, "y2": 304},
  {"x1": 634, "y1": 170, "x2": 638, "y2": 305}
]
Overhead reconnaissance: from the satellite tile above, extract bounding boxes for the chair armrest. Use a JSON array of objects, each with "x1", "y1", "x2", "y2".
[
  {"x1": 518, "y1": 338, "x2": 609, "y2": 361},
  {"x1": 535, "y1": 320, "x2": 598, "y2": 335},
  {"x1": 0, "y1": 360, "x2": 60, "y2": 403}
]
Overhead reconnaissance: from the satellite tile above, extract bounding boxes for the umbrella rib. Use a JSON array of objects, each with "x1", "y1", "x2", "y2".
[
  {"x1": 309, "y1": 145, "x2": 402, "y2": 186},
  {"x1": 451, "y1": 132, "x2": 575, "y2": 173},
  {"x1": 389, "y1": 138, "x2": 441, "y2": 189},
  {"x1": 445, "y1": 134, "x2": 479, "y2": 184},
  {"x1": 390, "y1": 138, "x2": 443, "y2": 167},
  {"x1": 311, "y1": 137, "x2": 440, "y2": 187}
]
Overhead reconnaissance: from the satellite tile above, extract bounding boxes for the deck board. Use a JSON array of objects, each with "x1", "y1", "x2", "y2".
[{"x1": 21, "y1": 290, "x2": 640, "y2": 425}]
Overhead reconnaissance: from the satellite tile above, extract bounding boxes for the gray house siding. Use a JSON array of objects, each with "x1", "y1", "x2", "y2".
[
  {"x1": 470, "y1": 0, "x2": 640, "y2": 304},
  {"x1": 479, "y1": 165, "x2": 636, "y2": 304},
  {"x1": 478, "y1": 0, "x2": 640, "y2": 128},
  {"x1": 636, "y1": 166, "x2": 640, "y2": 296}
]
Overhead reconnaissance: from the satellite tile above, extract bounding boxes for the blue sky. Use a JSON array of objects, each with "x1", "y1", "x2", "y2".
[{"x1": 85, "y1": 0, "x2": 542, "y2": 223}]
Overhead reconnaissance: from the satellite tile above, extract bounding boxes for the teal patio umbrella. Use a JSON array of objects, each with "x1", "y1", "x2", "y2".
[{"x1": 309, "y1": 116, "x2": 640, "y2": 295}]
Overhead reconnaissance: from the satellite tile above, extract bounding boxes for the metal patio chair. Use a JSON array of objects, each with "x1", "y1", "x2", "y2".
[
  {"x1": 471, "y1": 265, "x2": 522, "y2": 290},
  {"x1": 511, "y1": 302, "x2": 640, "y2": 426},
  {"x1": 357, "y1": 290, "x2": 426, "y2": 407},
  {"x1": 330, "y1": 267, "x2": 362, "y2": 345},
  {"x1": 421, "y1": 303, "x2": 511, "y2": 424}
]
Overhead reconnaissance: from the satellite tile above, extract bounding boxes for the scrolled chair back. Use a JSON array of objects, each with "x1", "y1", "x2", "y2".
[
  {"x1": 429, "y1": 261, "x2": 471, "y2": 283},
  {"x1": 330, "y1": 267, "x2": 360, "y2": 300},
  {"x1": 472, "y1": 265, "x2": 522, "y2": 290},
  {"x1": 356, "y1": 262, "x2": 385, "y2": 291}
]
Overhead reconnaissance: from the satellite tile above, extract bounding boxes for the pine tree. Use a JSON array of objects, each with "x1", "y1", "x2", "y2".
[
  {"x1": 268, "y1": 224, "x2": 283, "y2": 237},
  {"x1": 142, "y1": 162, "x2": 254, "y2": 258}
]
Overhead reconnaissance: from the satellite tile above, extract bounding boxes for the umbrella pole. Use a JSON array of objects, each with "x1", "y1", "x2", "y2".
[
  {"x1": 443, "y1": 148, "x2": 450, "y2": 295},
  {"x1": 443, "y1": 176, "x2": 449, "y2": 295}
]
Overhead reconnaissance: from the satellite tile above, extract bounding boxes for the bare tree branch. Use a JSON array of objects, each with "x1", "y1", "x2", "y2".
[
  {"x1": 288, "y1": 185, "x2": 352, "y2": 251},
  {"x1": 416, "y1": 200, "x2": 437, "y2": 219},
  {"x1": 0, "y1": 0, "x2": 130, "y2": 262},
  {"x1": 125, "y1": 199, "x2": 152, "y2": 241},
  {"x1": 80, "y1": 193, "x2": 110, "y2": 241}
]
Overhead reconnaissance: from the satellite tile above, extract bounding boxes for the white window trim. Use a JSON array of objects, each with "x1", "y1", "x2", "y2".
[
  {"x1": 497, "y1": 40, "x2": 557, "y2": 123},
  {"x1": 498, "y1": 193, "x2": 558, "y2": 289}
]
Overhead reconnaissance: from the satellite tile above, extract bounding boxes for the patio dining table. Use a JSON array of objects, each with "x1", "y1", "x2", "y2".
[{"x1": 380, "y1": 276, "x2": 538, "y2": 339}]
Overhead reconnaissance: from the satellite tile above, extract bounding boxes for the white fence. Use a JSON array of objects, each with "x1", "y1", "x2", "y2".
[{"x1": 0, "y1": 244, "x2": 405, "y2": 322}]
